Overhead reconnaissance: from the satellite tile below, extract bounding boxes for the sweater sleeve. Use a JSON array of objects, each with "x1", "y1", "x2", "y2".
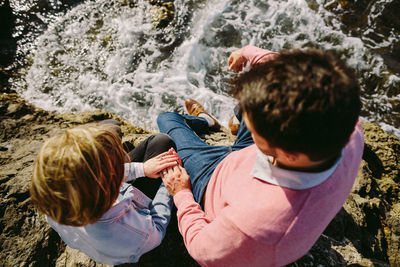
[
  {"x1": 139, "y1": 184, "x2": 173, "y2": 255},
  {"x1": 242, "y1": 45, "x2": 279, "y2": 67},
  {"x1": 174, "y1": 189, "x2": 258, "y2": 266}
]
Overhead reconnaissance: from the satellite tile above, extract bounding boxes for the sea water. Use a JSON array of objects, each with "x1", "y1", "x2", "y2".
[{"x1": 12, "y1": 0, "x2": 400, "y2": 137}]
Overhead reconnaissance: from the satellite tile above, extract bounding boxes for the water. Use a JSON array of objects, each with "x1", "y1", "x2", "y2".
[{"x1": 11, "y1": 0, "x2": 400, "y2": 137}]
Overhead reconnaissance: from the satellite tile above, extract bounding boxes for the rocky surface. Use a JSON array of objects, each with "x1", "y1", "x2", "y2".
[
  {"x1": 310, "y1": 0, "x2": 400, "y2": 75},
  {"x1": 1, "y1": 94, "x2": 399, "y2": 266}
]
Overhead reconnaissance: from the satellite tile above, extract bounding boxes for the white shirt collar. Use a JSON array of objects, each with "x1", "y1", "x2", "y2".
[{"x1": 251, "y1": 148, "x2": 343, "y2": 189}]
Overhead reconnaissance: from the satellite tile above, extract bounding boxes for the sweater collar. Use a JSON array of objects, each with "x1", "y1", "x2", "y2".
[{"x1": 251, "y1": 147, "x2": 343, "y2": 189}]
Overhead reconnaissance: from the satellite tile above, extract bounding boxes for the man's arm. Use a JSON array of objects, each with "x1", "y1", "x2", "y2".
[
  {"x1": 174, "y1": 190, "x2": 272, "y2": 266},
  {"x1": 228, "y1": 45, "x2": 279, "y2": 72},
  {"x1": 161, "y1": 166, "x2": 269, "y2": 266}
]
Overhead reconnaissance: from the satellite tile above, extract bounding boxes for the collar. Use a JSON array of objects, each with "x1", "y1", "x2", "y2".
[{"x1": 251, "y1": 148, "x2": 343, "y2": 189}]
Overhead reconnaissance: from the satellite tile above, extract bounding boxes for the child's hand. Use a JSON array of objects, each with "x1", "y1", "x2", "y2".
[
  {"x1": 143, "y1": 151, "x2": 181, "y2": 178},
  {"x1": 161, "y1": 165, "x2": 191, "y2": 196},
  {"x1": 167, "y1": 147, "x2": 182, "y2": 166},
  {"x1": 228, "y1": 48, "x2": 246, "y2": 72}
]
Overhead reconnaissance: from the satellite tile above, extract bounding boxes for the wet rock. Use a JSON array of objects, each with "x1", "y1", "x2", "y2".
[
  {"x1": 321, "y1": 0, "x2": 400, "y2": 75},
  {"x1": 149, "y1": 0, "x2": 175, "y2": 29},
  {"x1": 0, "y1": 0, "x2": 16, "y2": 66},
  {"x1": 0, "y1": 0, "x2": 16, "y2": 92},
  {"x1": 202, "y1": 16, "x2": 242, "y2": 48}
]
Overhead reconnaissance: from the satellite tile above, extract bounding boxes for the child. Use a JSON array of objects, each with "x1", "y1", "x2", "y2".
[{"x1": 30, "y1": 121, "x2": 180, "y2": 265}]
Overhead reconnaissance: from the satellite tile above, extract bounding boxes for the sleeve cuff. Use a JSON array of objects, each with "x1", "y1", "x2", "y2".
[
  {"x1": 133, "y1": 162, "x2": 145, "y2": 178},
  {"x1": 173, "y1": 189, "x2": 196, "y2": 209},
  {"x1": 124, "y1": 162, "x2": 145, "y2": 182},
  {"x1": 241, "y1": 45, "x2": 256, "y2": 59},
  {"x1": 242, "y1": 45, "x2": 279, "y2": 66}
]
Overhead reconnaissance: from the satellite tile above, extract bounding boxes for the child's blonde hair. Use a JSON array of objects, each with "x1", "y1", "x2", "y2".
[{"x1": 31, "y1": 124, "x2": 127, "y2": 226}]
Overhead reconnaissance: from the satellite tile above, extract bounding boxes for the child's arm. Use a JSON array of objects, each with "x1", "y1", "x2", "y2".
[
  {"x1": 124, "y1": 162, "x2": 145, "y2": 182},
  {"x1": 138, "y1": 184, "x2": 173, "y2": 254}
]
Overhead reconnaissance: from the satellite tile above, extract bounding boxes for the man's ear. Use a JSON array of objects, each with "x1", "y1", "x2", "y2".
[{"x1": 279, "y1": 149, "x2": 299, "y2": 162}]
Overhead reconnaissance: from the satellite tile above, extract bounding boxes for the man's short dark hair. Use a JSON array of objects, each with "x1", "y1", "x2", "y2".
[{"x1": 231, "y1": 49, "x2": 361, "y2": 161}]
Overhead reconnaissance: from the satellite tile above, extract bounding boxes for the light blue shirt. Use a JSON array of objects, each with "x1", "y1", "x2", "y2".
[
  {"x1": 251, "y1": 148, "x2": 343, "y2": 189},
  {"x1": 47, "y1": 163, "x2": 173, "y2": 265}
]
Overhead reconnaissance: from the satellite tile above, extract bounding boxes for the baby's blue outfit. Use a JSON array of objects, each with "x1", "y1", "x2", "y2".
[{"x1": 47, "y1": 162, "x2": 173, "y2": 265}]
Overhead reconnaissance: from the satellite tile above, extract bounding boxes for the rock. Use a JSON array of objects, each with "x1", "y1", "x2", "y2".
[
  {"x1": 56, "y1": 247, "x2": 111, "y2": 267},
  {"x1": 0, "y1": 0, "x2": 16, "y2": 67},
  {"x1": 321, "y1": 0, "x2": 400, "y2": 74},
  {"x1": 1, "y1": 94, "x2": 399, "y2": 266},
  {"x1": 147, "y1": 0, "x2": 175, "y2": 29},
  {"x1": 201, "y1": 16, "x2": 242, "y2": 48}
]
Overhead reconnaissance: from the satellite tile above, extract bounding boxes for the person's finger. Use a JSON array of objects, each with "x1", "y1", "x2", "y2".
[
  {"x1": 229, "y1": 60, "x2": 236, "y2": 70},
  {"x1": 159, "y1": 157, "x2": 179, "y2": 165},
  {"x1": 158, "y1": 161, "x2": 179, "y2": 171},
  {"x1": 161, "y1": 167, "x2": 169, "y2": 178},
  {"x1": 160, "y1": 171, "x2": 169, "y2": 182},
  {"x1": 159, "y1": 154, "x2": 177, "y2": 161},
  {"x1": 175, "y1": 155, "x2": 182, "y2": 166},
  {"x1": 164, "y1": 166, "x2": 172, "y2": 173},
  {"x1": 178, "y1": 165, "x2": 186, "y2": 173},
  {"x1": 178, "y1": 165, "x2": 189, "y2": 178},
  {"x1": 158, "y1": 157, "x2": 176, "y2": 166},
  {"x1": 155, "y1": 151, "x2": 170, "y2": 159},
  {"x1": 236, "y1": 64, "x2": 242, "y2": 72},
  {"x1": 172, "y1": 165, "x2": 181, "y2": 177},
  {"x1": 164, "y1": 167, "x2": 173, "y2": 180},
  {"x1": 166, "y1": 166, "x2": 174, "y2": 173},
  {"x1": 163, "y1": 154, "x2": 179, "y2": 160},
  {"x1": 171, "y1": 149, "x2": 179, "y2": 157},
  {"x1": 169, "y1": 165, "x2": 179, "y2": 177},
  {"x1": 159, "y1": 157, "x2": 180, "y2": 167}
]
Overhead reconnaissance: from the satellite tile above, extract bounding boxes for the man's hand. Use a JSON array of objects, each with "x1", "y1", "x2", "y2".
[
  {"x1": 161, "y1": 165, "x2": 191, "y2": 196},
  {"x1": 143, "y1": 149, "x2": 181, "y2": 178},
  {"x1": 228, "y1": 48, "x2": 246, "y2": 72}
]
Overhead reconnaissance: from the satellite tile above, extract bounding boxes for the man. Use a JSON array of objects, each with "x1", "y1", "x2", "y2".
[{"x1": 157, "y1": 45, "x2": 363, "y2": 266}]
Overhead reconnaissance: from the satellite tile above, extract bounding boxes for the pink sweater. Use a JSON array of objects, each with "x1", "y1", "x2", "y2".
[{"x1": 173, "y1": 46, "x2": 364, "y2": 266}]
